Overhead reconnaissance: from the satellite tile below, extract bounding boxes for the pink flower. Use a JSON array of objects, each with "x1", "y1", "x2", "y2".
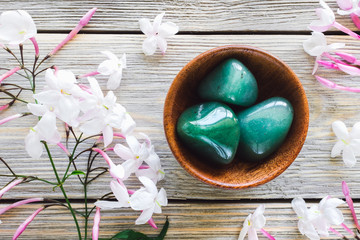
[
  {"x1": 0, "y1": 178, "x2": 24, "y2": 198},
  {"x1": 49, "y1": 8, "x2": 97, "y2": 56},
  {"x1": 92, "y1": 207, "x2": 101, "y2": 240},
  {"x1": 12, "y1": 207, "x2": 45, "y2": 240}
]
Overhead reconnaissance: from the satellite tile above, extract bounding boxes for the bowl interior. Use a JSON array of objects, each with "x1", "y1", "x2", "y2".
[{"x1": 164, "y1": 45, "x2": 309, "y2": 188}]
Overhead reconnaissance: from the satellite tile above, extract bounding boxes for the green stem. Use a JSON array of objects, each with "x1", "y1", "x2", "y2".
[
  {"x1": 0, "y1": 174, "x2": 57, "y2": 185},
  {"x1": 43, "y1": 142, "x2": 82, "y2": 240}
]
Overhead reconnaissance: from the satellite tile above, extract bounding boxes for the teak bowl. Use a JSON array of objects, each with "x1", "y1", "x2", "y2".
[{"x1": 163, "y1": 45, "x2": 309, "y2": 189}]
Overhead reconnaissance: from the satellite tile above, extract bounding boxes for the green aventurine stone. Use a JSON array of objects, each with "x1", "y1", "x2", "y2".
[
  {"x1": 177, "y1": 102, "x2": 241, "y2": 165},
  {"x1": 236, "y1": 97, "x2": 294, "y2": 162},
  {"x1": 198, "y1": 58, "x2": 258, "y2": 107}
]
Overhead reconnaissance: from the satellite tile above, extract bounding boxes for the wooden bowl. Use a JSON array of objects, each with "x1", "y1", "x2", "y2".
[{"x1": 163, "y1": 45, "x2": 309, "y2": 189}]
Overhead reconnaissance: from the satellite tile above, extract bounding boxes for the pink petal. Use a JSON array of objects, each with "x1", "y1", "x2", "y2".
[
  {"x1": 337, "y1": 63, "x2": 360, "y2": 75},
  {"x1": 335, "y1": 52, "x2": 357, "y2": 64}
]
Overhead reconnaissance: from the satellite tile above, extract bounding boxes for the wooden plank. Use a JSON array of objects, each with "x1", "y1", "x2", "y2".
[
  {"x1": 1, "y1": 33, "x2": 360, "y2": 200},
  {"x1": 0, "y1": 201, "x2": 357, "y2": 239},
  {"x1": 3, "y1": 0, "x2": 357, "y2": 32}
]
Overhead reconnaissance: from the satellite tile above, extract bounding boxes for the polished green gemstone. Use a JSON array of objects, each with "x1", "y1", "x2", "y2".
[
  {"x1": 236, "y1": 97, "x2": 294, "y2": 162},
  {"x1": 198, "y1": 58, "x2": 258, "y2": 106},
  {"x1": 177, "y1": 102, "x2": 241, "y2": 165}
]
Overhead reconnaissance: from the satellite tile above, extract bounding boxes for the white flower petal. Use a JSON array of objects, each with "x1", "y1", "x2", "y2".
[
  {"x1": 324, "y1": 208, "x2": 344, "y2": 225},
  {"x1": 343, "y1": 145, "x2": 357, "y2": 167},
  {"x1": 337, "y1": 0, "x2": 353, "y2": 11},
  {"x1": 156, "y1": 188, "x2": 168, "y2": 207},
  {"x1": 138, "y1": 176, "x2": 157, "y2": 195},
  {"x1": 27, "y1": 103, "x2": 47, "y2": 116},
  {"x1": 291, "y1": 197, "x2": 308, "y2": 217},
  {"x1": 36, "y1": 111, "x2": 60, "y2": 143},
  {"x1": 350, "y1": 122, "x2": 360, "y2": 138},
  {"x1": 109, "y1": 163, "x2": 125, "y2": 180},
  {"x1": 303, "y1": 32, "x2": 327, "y2": 56},
  {"x1": 126, "y1": 135, "x2": 141, "y2": 154},
  {"x1": 331, "y1": 141, "x2": 345, "y2": 157},
  {"x1": 142, "y1": 36, "x2": 158, "y2": 55},
  {"x1": 139, "y1": 18, "x2": 153, "y2": 36},
  {"x1": 101, "y1": 51, "x2": 119, "y2": 63},
  {"x1": 153, "y1": 12, "x2": 165, "y2": 33},
  {"x1": 238, "y1": 219, "x2": 249, "y2": 240},
  {"x1": 110, "y1": 180, "x2": 130, "y2": 207},
  {"x1": 135, "y1": 205, "x2": 155, "y2": 225},
  {"x1": 247, "y1": 227, "x2": 258, "y2": 240},
  {"x1": 251, "y1": 205, "x2": 266, "y2": 229},
  {"x1": 94, "y1": 200, "x2": 124, "y2": 210},
  {"x1": 158, "y1": 22, "x2": 179, "y2": 37},
  {"x1": 332, "y1": 120, "x2": 349, "y2": 140},
  {"x1": 157, "y1": 37, "x2": 167, "y2": 54},
  {"x1": 103, "y1": 125, "x2": 113, "y2": 147},
  {"x1": 120, "y1": 113, "x2": 136, "y2": 136},
  {"x1": 114, "y1": 144, "x2": 134, "y2": 160},
  {"x1": 88, "y1": 77, "x2": 104, "y2": 99},
  {"x1": 136, "y1": 168, "x2": 158, "y2": 183},
  {"x1": 107, "y1": 70, "x2": 122, "y2": 90},
  {"x1": 350, "y1": 139, "x2": 360, "y2": 156},
  {"x1": 322, "y1": 197, "x2": 345, "y2": 209},
  {"x1": 98, "y1": 59, "x2": 117, "y2": 75},
  {"x1": 130, "y1": 188, "x2": 154, "y2": 210},
  {"x1": 25, "y1": 131, "x2": 43, "y2": 159},
  {"x1": 79, "y1": 118, "x2": 105, "y2": 135},
  {"x1": 33, "y1": 90, "x2": 60, "y2": 105}
]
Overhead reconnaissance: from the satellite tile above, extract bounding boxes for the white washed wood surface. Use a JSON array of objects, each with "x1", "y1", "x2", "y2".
[
  {"x1": 2, "y1": 0, "x2": 358, "y2": 32},
  {"x1": 0, "y1": 202, "x2": 358, "y2": 239},
  {"x1": 0, "y1": 34, "x2": 360, "y2": 201}
]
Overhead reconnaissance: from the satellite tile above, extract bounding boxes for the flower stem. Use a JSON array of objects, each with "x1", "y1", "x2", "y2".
[
  {"x1": 333, "y1": 22, "x2": 360, "y2": 40},
  {"x1": 329, "y1": 227, "x2": 347, "y2": 239},
  {"x1": 342, "y1": 181, "x2": 360, "y2": 232},
  {"x1": 43, "y1": 142, "x2": 82, "y2": 240},
  {"x1": 260, "y1": 228, "x2": 276, "y2": 240},
  {"x1": 341, "y1": 223, "x2": 355, "y2": 236}
]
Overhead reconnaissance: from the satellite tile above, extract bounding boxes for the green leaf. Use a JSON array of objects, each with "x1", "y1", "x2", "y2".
[
  {"x1": 105, "y1": 218, "x2": 170, "y2": 240},
  {"x1": 111, "y1": 230, "x2": 150, "y2": 239},
  {"x1": 154, "y1": 218, "x2": 169, "y2": 240},
  {"x1": 69, "y1": 170, "x2": 85, "y2": 176}
]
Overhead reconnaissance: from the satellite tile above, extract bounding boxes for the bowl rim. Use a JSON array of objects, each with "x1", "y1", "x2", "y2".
[{"x1": 163, "y1": 45, "x2": 309, "y2": 189}]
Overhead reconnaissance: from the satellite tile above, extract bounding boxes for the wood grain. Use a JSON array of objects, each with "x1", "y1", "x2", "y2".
[
  {"x1": 2, "y1": 0, "x2": 358, "y2": 32},
  {"x1": 0, "y1": 201, "x2": 357, "y2": 239},
  {"x1": 1, "y1": 34, "x2": 360, "y2": 201}
]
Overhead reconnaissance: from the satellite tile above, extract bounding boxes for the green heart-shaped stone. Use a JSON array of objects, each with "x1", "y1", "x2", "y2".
[
  {"x1": 198, "y1": 58, "x2": 258, "y2": 106},
  {"x1": 236, "y1": 97, "x2": 294, "y2": 162},
  {"x1": 177, "y1": 102, "x2": 240, "y2": 165}
]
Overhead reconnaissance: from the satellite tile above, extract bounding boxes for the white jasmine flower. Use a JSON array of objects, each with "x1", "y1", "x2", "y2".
[
  {"x1": 309, "y1": 196, "x2": 345, "y2": 236},
  {"x1": 79, "y1": 77, "x2": 135, "y2": 147},
  {"x1": 129, "y1": 176, "x2": 167, "y2": 225},
  {"x1": 331, "y1": 120, "x2": 360, "y2": 167},
  {"x1": 25, "y1": 111, "x2": 61, "y2": 159},
  {"x1": 94, "y1": 180, "x2": 130, "y2": 209},
  {"x1": 31, "y1": 69, "x2": 84, "y2": 127},
  {"x1": 238, "y1": 205, "x2": 266, "y2": 240},
  {"x1": 303, "y1": 32, "x2": 344, "y2": 57},
  {"x1": 337, "y1": 0, "x2": 360, "y2": 15},
  {"x1": 136, "y1": 144, "x2": 164, "y2": 183},
  {"x1": 309, "y1": 0, "x2": 336, "y2": 32},
  {"x1": 97, "y1": 51, "x2": 126, "y2": 90},
  {"x1": 292, "y1": 197, "x2": 320, "y2": 240},
  {"x1": 303, "y1": 32, "x2": 345, "y2": 74},
  {"x1": 139, "y1": 12, "x2": 179, "y2": 55},
  {"x1": 0, "y1": 10, "x2": 37, "y2": 45},
  {"x1": 114, "y1": 135, "x2": 150, "y2": 180}
]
